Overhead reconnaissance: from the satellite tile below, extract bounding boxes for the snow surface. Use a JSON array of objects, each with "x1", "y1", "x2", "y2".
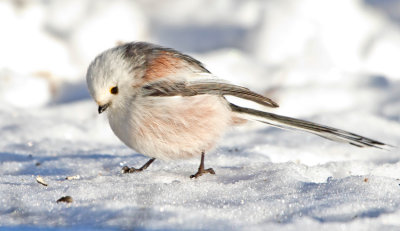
[{"x1": 1, "y1": 0, "x2": 400, "y2": 230}]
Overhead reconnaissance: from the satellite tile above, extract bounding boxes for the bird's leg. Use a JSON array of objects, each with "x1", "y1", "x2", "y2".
[
  {"x1": 190, "y1": 152, "x2": 215, "y2": 178},
  {"x1": 122, "y1": 158, "x2": 156, "y2": 173}
]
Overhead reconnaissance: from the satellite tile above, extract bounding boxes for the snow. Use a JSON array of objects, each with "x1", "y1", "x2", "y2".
[{"x1": 1, "y1": 0, "x2": 400, "y2": 230}]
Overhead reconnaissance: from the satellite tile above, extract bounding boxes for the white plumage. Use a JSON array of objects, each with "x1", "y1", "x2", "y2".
[{"x1": 86, "y1": 42, "x2": 386, "y2": 177}]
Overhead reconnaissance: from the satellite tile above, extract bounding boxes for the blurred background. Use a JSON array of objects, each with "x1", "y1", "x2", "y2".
[{"x1": 0, "y1": 0, "x2": 399, "y2": 119}]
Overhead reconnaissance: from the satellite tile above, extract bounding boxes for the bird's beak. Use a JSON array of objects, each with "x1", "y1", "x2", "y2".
[{"x1": 98, "y1": 103, "x2": 110, "y2": 114}]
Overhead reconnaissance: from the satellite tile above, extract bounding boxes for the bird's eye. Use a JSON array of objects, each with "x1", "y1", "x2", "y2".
[{"x1": 110, "y1": 86, "x2": 118, "y2": 94}]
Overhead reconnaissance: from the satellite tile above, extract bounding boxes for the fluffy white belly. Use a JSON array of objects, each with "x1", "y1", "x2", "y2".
[{"x1": 108, "y1": 95, "x2": 232, "y2": 160}]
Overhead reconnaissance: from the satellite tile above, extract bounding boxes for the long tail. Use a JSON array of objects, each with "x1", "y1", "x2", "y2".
[{"x1": 230, "y1": 104, "x2": 386, "y2": 148}]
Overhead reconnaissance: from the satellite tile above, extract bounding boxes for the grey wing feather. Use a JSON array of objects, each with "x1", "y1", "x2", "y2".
[{"x1": 142, "y1": 80, "x2": 279, "y2": 108}]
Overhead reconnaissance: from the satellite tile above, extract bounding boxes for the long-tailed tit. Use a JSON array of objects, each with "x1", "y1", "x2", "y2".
[{"x1": 86, "y1": 42, "x2": 386, "y2": 178}]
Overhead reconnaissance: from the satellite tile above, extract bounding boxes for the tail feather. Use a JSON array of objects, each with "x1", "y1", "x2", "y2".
[{"x1": 230, "y1": 104, "x2": 386, "y2": 149}]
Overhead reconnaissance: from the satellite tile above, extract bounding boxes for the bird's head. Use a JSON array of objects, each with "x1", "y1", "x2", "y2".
[{"x1": 86, "y1": 45, "x2": 144, "y2": 114}]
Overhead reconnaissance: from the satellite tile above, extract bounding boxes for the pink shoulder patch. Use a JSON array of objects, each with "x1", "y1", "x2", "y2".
[{"x1": 144, "y1": 52, "x2": 184, "y2": 82}]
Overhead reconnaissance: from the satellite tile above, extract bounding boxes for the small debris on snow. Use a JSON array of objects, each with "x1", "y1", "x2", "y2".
[
  {"x1": 57, "y1": 196, "x2": 73, "y2": 204},
  {"x1": 36, "y1": 175, "x2": 48, "y2": 187},
  {"x1": 65, "y1": 175, "x2": 80, "y2": 180}
]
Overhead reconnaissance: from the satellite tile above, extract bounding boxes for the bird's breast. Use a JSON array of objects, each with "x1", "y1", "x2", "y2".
[{"x1": 108, "y1": 95, "x2": 233, "y2": 160}]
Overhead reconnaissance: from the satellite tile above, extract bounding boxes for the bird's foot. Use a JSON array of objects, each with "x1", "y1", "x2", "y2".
[
  {"x1": 190, "y1": 167, "x2": 215, "y2": 178},
  {"x1": 121, "y1": 158, "x2": 156, "y2": 174},
  {"x1": 121, "y1": 166, "x2": 141, "y2": 173}
]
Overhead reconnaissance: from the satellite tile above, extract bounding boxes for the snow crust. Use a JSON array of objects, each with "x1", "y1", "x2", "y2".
[{"x1": 0, "y1": 0, "x2": 400, "y2": 230}]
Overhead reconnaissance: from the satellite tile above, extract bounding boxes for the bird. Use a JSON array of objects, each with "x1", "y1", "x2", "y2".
[{"x1": 86, "y1": 42, "x2": 386, "y2": 178}]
